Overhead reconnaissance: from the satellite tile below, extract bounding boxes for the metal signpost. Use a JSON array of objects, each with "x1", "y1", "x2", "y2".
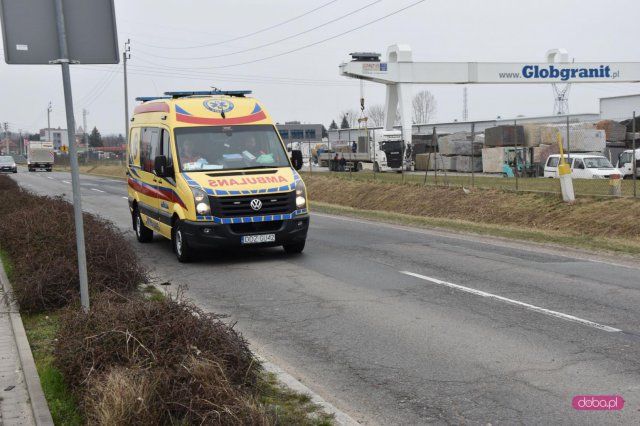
[{"x1": 0, "y1": 0, "x2": 119, "y2": 311}]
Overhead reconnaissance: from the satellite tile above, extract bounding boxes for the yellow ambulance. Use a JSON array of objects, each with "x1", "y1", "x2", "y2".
[{"x1": 127, "y1": 90, "x2": 308, "y2": 262}]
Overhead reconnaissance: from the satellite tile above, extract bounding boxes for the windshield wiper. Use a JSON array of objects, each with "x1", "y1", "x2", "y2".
[{"x1": 238, "y1": 165, "x2": 277, "y2": 170}]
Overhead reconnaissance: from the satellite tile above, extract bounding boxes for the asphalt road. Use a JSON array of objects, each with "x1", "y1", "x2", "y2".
[{"x1": 11, "y1": 168, "x2": 640, "y2": 425}]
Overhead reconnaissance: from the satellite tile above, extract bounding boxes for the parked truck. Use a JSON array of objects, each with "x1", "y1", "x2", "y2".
[
  {"x1": 616, "y1": 148, "x2": 640, "y2": 179},
  {"x1": 320, "y1": 129, "x2": 405, "y2": 172},
  {"x1": 27, "y1": 141, "x2": 54, "y2": 172}
]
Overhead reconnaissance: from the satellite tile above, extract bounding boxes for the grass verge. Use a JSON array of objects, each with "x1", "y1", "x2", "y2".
[
  {"x1": 259, "y1": 372, "x2": 334, "y2": 426},
  {"x1": 310, "y1": 200, "x2": 640, "y2": 257},
  {"x1": 21, "y1": 312, "x2": 83, "y2": 426},
  {"x1": 0, "y1": 249, "x2": 14, "y2": 281}
]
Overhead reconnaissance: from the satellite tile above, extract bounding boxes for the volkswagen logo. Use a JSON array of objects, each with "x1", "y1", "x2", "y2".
[{"x1": 250, "y1": 199, "x2": 263, "y2": 211}]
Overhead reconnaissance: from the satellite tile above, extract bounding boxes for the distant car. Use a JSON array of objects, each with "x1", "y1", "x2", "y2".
[
  {"x1": 543, "y1": 154, "x2": 620, "y2": 179},
  {"x1": 0, "y1": 155, "x2": 17, "y2": 173}
]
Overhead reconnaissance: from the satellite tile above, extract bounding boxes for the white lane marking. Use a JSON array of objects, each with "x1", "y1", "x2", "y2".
[
  {"x1": 400, "y1": 271, "x2": 621, "y2": 333},
  {"x1": 46, "y1": 177, "x2": 54, "y2": 180},
  {"x1": 91, "y1": 188, "x2": 105, "y2": 193},
  {"x1": 62, "y1": 180, "x2": 71, "y2": 184},
  {"x1": 121, "y1": 197, "x2": 128, "y2": 200}
]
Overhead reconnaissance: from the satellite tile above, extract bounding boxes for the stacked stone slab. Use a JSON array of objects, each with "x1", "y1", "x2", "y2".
[
  {"x1": 437, "y1": 132, "x2": 482, "y2": 172},
  {"x1": 596, "y1": 120, "x2": 627, "y2": 142},
  {"x1": 456, "y1": 156, "x2": 483, "y2": 172},
  {"x1": 484, "y1": 125, "x2": 525, "y2": 147},
  {"x1": 540, "y1": 127, "x2": 605, "y2": 152},
  {"x1": 415, "y1": 153, "x2": 447, "y2": 171}
]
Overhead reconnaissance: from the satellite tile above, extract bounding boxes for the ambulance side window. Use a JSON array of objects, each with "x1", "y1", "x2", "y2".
[
  {"x1": 161, "y1": 129, "x2": 173, "y2": 173},
  {"x1": 140, "y1": 127, "x2": 160, "y2": 173},
  {"x1": 128, "y1": 128, "x2": 140, "y2": 167}
]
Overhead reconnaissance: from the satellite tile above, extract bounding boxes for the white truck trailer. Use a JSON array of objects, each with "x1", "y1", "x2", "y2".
[
  {"x1": 27, "y1": 141, "x2": 54, "y2": 172},
  {"x1": 321, "y1": 129, "x2": 405, "y2": 172}
]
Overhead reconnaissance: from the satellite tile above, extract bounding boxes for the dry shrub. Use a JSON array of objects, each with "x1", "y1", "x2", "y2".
[
  {"x1": 56, "y1": 293, "x2": 268, "y2": 425},
  {"x1": 0, "y1": 174, "x2": 19, "y2": 191},
  {"x1": 0, "y1": 191, "x2": 147, "y2": 312},
  {"x1": 85, "y1": 367, "x2": 160, "y2": 425}
]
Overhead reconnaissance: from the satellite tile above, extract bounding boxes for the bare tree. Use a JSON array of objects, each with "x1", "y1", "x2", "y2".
[
  {"x1": 366, "y1": 104, "x2": 385, "y2": 127},
  {"x1": 338, "y1": 109, "x2": 359, "y2": 129},
  {"x1": 412, "y1": 90, "x2": 437, "y2": 124}
]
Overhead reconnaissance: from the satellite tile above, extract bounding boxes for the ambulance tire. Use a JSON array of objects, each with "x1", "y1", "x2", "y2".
[
  {"x1": 134, "y1": 208, "x2": 153, "y2": 243},
  {"x1": 172, "y1": 221, "x2": 192, "y2": 263},
  {"x1": 283, "y1": 240, "x2": 305, "y2": 254}
]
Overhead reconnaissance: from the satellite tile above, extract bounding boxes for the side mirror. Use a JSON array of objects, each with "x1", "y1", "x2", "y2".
[
  {"x1": 291, "y1": 150, "x2": 303, "y2": 171},
  {"x1": 154, "y1": 155, "x2": 168, "y2": 177}
]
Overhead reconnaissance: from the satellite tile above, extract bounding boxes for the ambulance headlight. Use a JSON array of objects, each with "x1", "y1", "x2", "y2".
[
  {"x1": 191, "y1": 187, "x2": 211, "y2": 216},
  {"x1": 295, "y1": 183, "x2": 307, "y2": 209}
]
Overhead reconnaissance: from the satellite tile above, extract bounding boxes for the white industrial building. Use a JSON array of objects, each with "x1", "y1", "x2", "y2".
[{"x1": 599, "y1": 94, "x2": 640, "y2": 121}]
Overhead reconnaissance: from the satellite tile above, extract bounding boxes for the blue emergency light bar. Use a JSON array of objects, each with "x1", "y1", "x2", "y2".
[
  {"x1": 164, "y1": 90, "x2": 252, "y2": 98},
  {"x1": 135, "y1": 96, "x2": 171, "y2": 102}
]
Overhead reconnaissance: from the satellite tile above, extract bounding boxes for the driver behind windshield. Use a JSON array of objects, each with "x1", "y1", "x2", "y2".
[{"x1": 241, "y1": 135, "x2": 273, "y2": 164}]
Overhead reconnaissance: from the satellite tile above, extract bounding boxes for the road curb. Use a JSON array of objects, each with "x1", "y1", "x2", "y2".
[
  {"x1": 0, "y1": 261, "x2": 54, "y2": 426},
  {"x1": 257, "y1": 355, "x2": 361, "y2": 426}
]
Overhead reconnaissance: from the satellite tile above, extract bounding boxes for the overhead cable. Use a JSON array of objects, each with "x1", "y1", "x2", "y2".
[
  {"x1": 131, "y1": 0, "x2": 426, "y2": 71},
  {"x1": 140, "y1": 0, "x2": 383, "y2": 61},
  {"x1": 134, "y1": 0, "x2": 340, "y2": 50}
]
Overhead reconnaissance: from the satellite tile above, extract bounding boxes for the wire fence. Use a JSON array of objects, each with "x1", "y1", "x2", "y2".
[{"x1": 323, "y1": 113, "x2": 639, "y2": 199}]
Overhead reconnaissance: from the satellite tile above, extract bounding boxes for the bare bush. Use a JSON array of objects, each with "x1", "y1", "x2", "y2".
[
  {"x1": 0, "y1": 191, "x2": 147, "y2": 312},
  {"x1": 56, "y1": 293, "x2": 267, "y2": 425},
  {"x1": 0, "y1": 175, "x2": 19, "y2": 191}
]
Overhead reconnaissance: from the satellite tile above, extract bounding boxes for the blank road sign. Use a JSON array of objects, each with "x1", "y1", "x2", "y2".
[{"x1": 0, "y1": 0, "x2": 119, "y2": 64}]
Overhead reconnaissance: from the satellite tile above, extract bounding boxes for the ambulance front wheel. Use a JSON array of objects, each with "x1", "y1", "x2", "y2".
[
  {"x1": 283, "y1": 240, "x2": 305, "y2": 254},
  {"x1": 134, "y1": 208, "x2": 153, "y2": 243},
  {"x1": 172, "y1": 220, "x2": 193, "y2": 263}
]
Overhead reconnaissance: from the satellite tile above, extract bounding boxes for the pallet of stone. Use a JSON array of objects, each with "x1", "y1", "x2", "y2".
[
  {"x1": 566, "y1": 129, "x2": 605, "y2": 152},
  {"x1": 481, "y1": 147, "x2": 505, "y2": 173},
  {"x1": 596, "y1": 120, "x2": 627, "y2": 142},
  {"x1": 455, "y1": 155, "x2": 482, "y2": 172},
  {"x1": 522, "y1": 124, "x2": 543, "y2": 147},
  {"x1": 440, "y1": 155, "x2": 457, "y2": 171},
  {"x1": 437, "y1": 132, "x2": 481, "y2": 156},
  {"x1": 415, "y1": 153, "x2": 443, "y2": 171},
  {"x1": 484, "y1": 125, "x2": 525, "y2": 147},
  {"x1": 540, "y1": 127, "x2": 605, "y2": 152}
]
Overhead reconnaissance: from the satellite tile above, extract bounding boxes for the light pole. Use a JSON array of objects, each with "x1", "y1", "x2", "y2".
[
  {"x1": 47, "y1": 102, "x2": 52, "y2": 142},
  {"x1": 123, "y1": 39, "x2": 130, "y2": 137}
]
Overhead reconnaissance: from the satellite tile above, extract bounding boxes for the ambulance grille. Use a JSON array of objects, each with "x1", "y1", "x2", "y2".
[{"x1": 210, "y1": 192, "x2": 295, "y2": 218}]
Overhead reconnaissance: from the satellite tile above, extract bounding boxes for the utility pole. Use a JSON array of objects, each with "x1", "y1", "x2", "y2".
[
  {"x1": 47, "y1": 102, "x2": 52, "y2": 142},
  {"x1": 83, "y1": 108, "x2": 89, "y2": 163},
  {"x1": 123, "y1": 39, "x2": 131, "y2": 137},
  {"x1": 3, "y1": 122, "x2": 8, "y2": 155}
]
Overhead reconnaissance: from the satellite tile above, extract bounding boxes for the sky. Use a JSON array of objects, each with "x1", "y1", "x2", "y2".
[{"x1": 1, "y1": 0, "x2": 640, "y2": 137}]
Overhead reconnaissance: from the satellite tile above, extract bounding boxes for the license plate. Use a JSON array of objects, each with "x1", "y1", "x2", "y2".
[{"x1": 241, "y1": 234, "x2": 276, "y2": 244}]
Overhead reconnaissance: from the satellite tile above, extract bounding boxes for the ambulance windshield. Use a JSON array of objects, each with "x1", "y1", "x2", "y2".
[{"x1": 175, "y1": 125, "x2": 290, "y2": 172}]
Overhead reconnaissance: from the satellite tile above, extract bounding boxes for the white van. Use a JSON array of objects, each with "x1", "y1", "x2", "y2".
[
  {"x1": 615, "y1": 149, "x2": 640, "y2": 179},
  {"x1": 543, "y1": 154, "x2": 620, "y2": 179}
]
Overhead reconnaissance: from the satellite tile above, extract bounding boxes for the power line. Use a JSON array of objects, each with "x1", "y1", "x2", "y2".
[
  {"x1": 139, "y1": 0, "x2": 383, "y2": 61},
  {"x1": 75, "y1": 65, "x2": 120, "y2": 106},
  {"x1": 130, "y1": 0, "x2": 426, "y2": 71},
  {"x1": 74, "y1": 64, "x2": 355, "y2": 87},
  {"x1": 134, "y1": 0, "x2": 340, "y2": 50}
]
